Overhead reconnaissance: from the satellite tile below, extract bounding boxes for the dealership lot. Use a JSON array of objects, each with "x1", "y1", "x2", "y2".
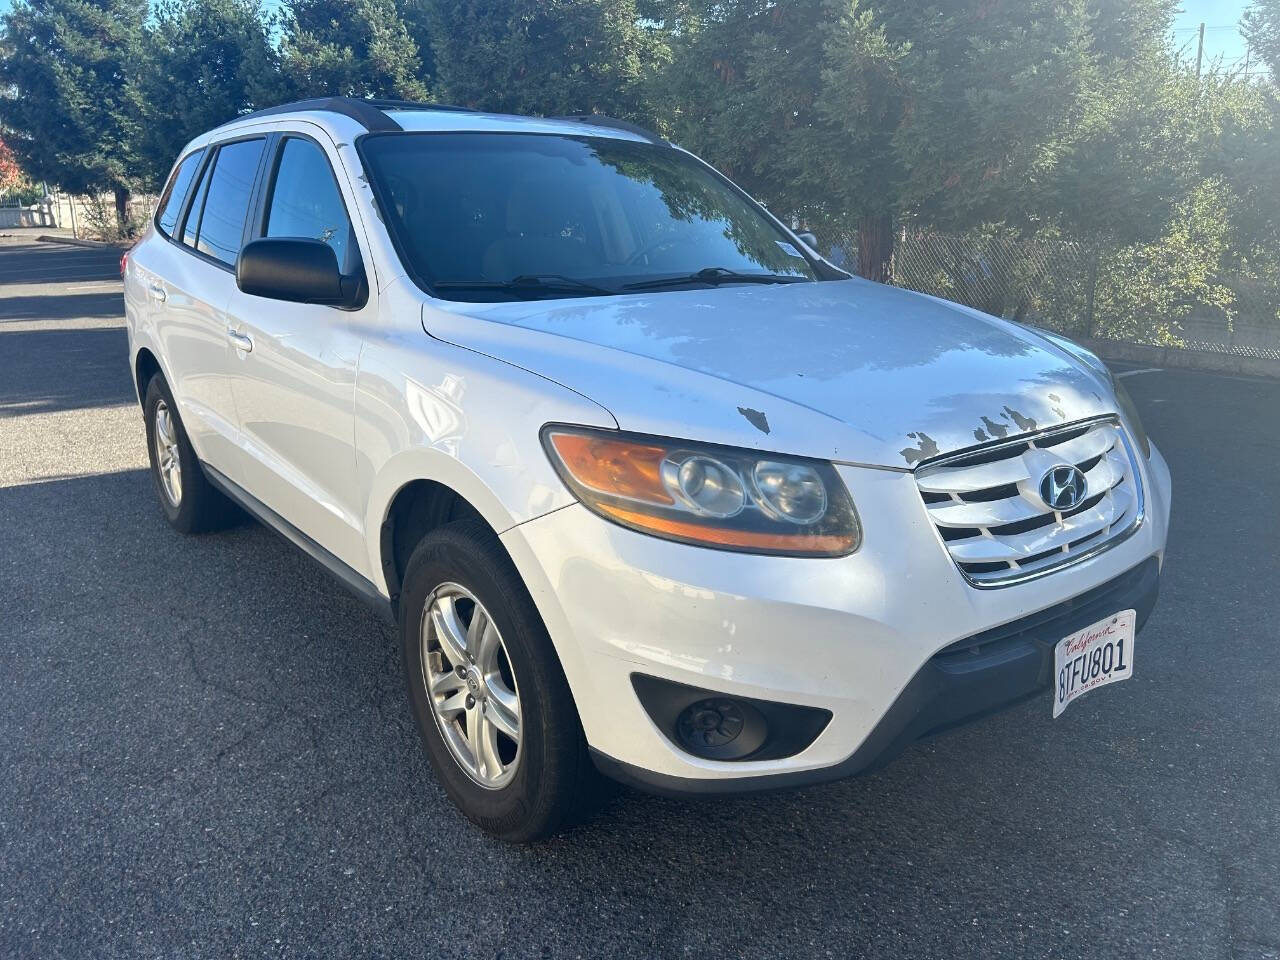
[{"x1": 2, "y1": 234, "x2": 1278, "y2": 959}]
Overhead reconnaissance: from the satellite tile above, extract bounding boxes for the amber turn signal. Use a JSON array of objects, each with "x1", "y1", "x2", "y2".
[{"x1": 541, "y1": 425, "x2": 861, "y2": 558}]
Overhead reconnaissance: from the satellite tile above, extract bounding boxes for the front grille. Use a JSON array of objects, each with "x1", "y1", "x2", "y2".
[{"x1": 914, "y1": 417, "x2": 1144, "y2": 587}]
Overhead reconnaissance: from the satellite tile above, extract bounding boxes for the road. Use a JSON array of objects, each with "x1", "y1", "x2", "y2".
[{"x1": 2, "y1": 233, "x2": 1278, "y2": 960}]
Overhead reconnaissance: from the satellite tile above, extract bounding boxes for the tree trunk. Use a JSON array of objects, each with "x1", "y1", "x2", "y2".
[
  {"x1": 857, "y1": 212, "x2": 894, "y2": 283},
  {"x1": 113, "y1": 186, "x2": 131, "y2": 239}
]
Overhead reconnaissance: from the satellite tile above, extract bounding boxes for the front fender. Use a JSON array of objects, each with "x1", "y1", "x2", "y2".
[{"x1": 355, "y1": 293, "x2": 617, "y2": 595}]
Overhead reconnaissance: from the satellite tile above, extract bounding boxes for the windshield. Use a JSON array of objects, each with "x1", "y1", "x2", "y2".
[{"x1": 358, "y1": 132, "x2": 819, "y2": 301}]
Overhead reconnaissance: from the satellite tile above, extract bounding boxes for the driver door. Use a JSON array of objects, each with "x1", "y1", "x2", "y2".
[{"x1": 222, "y1": 132, "x2": 374, "y2": 577}]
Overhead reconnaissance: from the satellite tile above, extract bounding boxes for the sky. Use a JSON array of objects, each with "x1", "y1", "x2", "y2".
[{"x1": 1172, "y1": 0, "x2": 1259, "y2": 73}]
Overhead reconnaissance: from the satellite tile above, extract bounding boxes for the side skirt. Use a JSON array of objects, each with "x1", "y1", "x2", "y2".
[{"x1": 202, "y1": 462, "x2": 395, "y2": 623}]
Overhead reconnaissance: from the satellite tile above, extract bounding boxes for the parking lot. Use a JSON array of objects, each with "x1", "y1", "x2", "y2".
[{"x1": 2, "y1": 232, "x2": 1278, "y2": 959}]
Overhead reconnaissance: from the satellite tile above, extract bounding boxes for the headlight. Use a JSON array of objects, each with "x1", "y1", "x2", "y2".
[
  {"x1": 541, "y1": 425, "x2": 861, "y2": 556},
  {"x1": 1113, "y1": 379, "x2": 1151, "y2": 459}
]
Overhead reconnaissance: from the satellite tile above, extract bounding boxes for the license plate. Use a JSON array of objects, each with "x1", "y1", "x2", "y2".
[{"x1": 1052, "y1": 609, "x2": 1136, "y2": 718}]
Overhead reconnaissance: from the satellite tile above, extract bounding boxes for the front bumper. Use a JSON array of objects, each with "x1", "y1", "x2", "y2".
[
  {"x1": 594, "y1": 555, "x2": 1159, "y2": 795},
  {"x1": 499, "y1": 442, "x2": 1172, "y2": 794}
]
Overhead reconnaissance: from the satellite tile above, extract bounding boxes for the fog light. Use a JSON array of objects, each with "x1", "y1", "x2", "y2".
[
  {"x1": 675, "y1": 698, "x2": 768, "y2": 760},
  {"x1": 631, "y1": 674, "x2": 832, "y2": 763}
]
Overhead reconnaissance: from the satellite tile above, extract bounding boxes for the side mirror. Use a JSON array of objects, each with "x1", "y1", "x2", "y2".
[
  {"x1": 795, "y1": 231, "x2": 818, "y2": 250},
  {"x1": 236, "y1": 238, "x2": 356, "y2": 306}
]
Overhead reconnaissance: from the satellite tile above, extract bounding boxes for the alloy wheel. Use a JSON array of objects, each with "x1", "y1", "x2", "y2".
[
  {"x1": 420, "y1": 583, "x2": 522, "y2": 789},
  {"x1": 153, "y1": 400, "x2": 182, "y2": 507}
]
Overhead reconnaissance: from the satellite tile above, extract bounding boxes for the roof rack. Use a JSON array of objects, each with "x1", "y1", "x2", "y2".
[
  {"x1": 216, "y1": 99, "x2": 669, "y2": 146},
  {"x1": 360, "y1": 98, "x2": 477, "y2": 115},
  {"x1": 550, "y1": 114, "x2": 671, "y2": 146},
  {"x1": 218, "y1": 96, "x2": 477, "y2": 134}
]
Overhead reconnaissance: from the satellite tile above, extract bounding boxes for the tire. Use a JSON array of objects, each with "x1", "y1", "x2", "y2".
[
  {"x1": 142, "y1": 373, "x2": 237, "y2": 534},
  {"x1": 399, "y1": 519, "x2": 604, "y2": 842}
]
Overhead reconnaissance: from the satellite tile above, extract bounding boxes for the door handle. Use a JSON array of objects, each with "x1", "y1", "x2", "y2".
[
  {"x1": 148, "y1": 282, "x2": 167, "y2": 303},
  {"x1": 227, "y1": 329, "x2": 253, "y2": 353}
]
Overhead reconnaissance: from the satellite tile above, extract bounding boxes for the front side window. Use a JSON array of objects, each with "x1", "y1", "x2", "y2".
[
  {"x1": 156, "y1": 149, "x2": 204, "y2": 238},
  {"x1": 193, "y1": 138, "x2": 266, "y2": 266},
  {"x1": 358, "y1": 132, "x2": 818, "y2": 301},
  {"x1": 263, "y1": 137, "x2": 356, "y2": 272}
]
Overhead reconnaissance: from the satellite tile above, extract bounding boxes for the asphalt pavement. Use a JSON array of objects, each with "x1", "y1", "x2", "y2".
[{"x1": 2, "y1": 232, "x2": 1278, "y2": 959}]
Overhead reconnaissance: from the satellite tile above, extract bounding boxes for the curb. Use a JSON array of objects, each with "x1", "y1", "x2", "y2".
[
  {"x1": 36, "y1": 234, "x2": 128, "y2": 250},
  {"x1": 1084, "y1": 337, "x2": 1280, "y2": 380}
]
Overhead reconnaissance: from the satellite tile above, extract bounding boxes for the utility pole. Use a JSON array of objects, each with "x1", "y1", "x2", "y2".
[{"x1": 1195, "y1": 22, "x2": 1205, "y2": 80}]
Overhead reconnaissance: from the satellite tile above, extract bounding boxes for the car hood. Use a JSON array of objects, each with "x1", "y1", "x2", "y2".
[{"x1": 421, "y1": 277, "x2": 1116, "y2": 468}]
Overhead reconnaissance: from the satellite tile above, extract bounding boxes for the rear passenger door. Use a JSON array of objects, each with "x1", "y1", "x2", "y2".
[
  {"x1": 148, "y1": 135, "x2": 269, "y2": 481},
  {"x1": 223, "y1": 132, "x2": 374, "y2": 576}
]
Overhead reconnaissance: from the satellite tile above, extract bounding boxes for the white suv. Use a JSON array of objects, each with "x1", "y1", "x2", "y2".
[{"x1": 124, "y1": 97, "x2": 1172, "y2": 841}]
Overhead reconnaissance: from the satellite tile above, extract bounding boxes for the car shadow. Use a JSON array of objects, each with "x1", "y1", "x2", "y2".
[
  {"x1": 0, "y1": 291, "x2": 124, "y2": 323},
  {"x1": 0, "y1": 326, "x2": 134, "y2": 415},
  {"x1": 0, "y1": 240, "x2": 123, "y2": 284}
]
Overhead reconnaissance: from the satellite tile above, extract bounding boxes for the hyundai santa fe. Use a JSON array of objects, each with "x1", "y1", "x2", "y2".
[{"x1": 123, "y1": 97, "x2": 1171, "y2": 841}]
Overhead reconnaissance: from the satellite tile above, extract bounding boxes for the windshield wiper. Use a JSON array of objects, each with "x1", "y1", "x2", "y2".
[
  {"x1": 621, "y1": 266, "x2": 810, "y2": 292},
  {"x1": 431, "y1": 274, "x2": 615, "y2": 297}
]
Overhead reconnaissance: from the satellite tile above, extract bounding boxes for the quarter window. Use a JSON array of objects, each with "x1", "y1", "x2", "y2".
[
  {"x1": 182, "y1": 159, "x2": 212, "y2": 248},
  {"x1": 264, "y1": 138, "x2": 355, "y2": 271},
  {"x1": 155, "y1": 150, "x2": 203, "y2": 238},
  {"x1": 192, "y1": 138, "x2": 266, "y2": 267}
]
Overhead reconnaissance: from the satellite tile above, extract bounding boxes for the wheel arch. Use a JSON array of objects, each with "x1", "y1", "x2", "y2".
[
  {"x1": 379, "y1": 478, "x2": 488, "y2": 607},
  {"x1": 133, "y1": 346, "x2": 162, "y2": 408},
  {"x1": 368, "y1": 451, "x2": 599, "y2": 761},
  {"x1": 368, "y1": 450, "x2": 538, "y2": 605}
]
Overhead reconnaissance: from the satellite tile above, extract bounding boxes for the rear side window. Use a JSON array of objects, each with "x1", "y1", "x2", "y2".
[
  {"x1": 155, "y1": 150, "x2": 203, "y2": 238},
  {"x1": 182, "y1": 160, "x2": 212, "y2": 248},
  {"x1": 189, "y1": 138, "x2": 266, "y2": 267},
  {"x1": 263, "y1": 137, "x2": 356, "y2": 272}
]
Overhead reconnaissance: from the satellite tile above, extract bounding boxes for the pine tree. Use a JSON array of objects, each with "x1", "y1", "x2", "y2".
[
  {"x1": 658, "y1": 0, "x2": 913, "y2": 278},
  {"x1": 1243, "y1": 0, "x2": 1280, "y2": 78},
  {"x1": 0, "y1": 0, "x2": 148, "y2": 231},
  {"x1": 399, "y1": 0, "x2": 437, "y2": 92},
  {"x1": 138, "y1": 0, "x2": 279, "y2": 187},
  {"x1": 656, "y1": 0, "x2": 1195, "y2": 279},
  {"x1": 280, "y1": 0, "x2": 428, "y2": 100},
  {"x1": 430, "y1": 0, "x2": 663, "y2": 120}
]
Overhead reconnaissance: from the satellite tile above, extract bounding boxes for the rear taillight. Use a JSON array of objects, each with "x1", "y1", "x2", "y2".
[{"x1": 120, "y1": 240, "x2": 139, "y2": 277}]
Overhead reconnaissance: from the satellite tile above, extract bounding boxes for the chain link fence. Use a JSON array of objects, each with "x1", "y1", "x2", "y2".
[{"x1": 874, "y1": 229, "x2": 1280, "y2": 361}]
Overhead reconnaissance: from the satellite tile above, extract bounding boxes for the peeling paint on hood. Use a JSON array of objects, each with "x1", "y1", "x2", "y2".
[{"x1": 422, "y1": 277, "x2": 1117, "y2": 468}]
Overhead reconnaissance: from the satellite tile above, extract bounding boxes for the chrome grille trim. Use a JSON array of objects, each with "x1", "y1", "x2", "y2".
[{"x1": 914, "y1": 417, "x2": 1145, "y2": 588}]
